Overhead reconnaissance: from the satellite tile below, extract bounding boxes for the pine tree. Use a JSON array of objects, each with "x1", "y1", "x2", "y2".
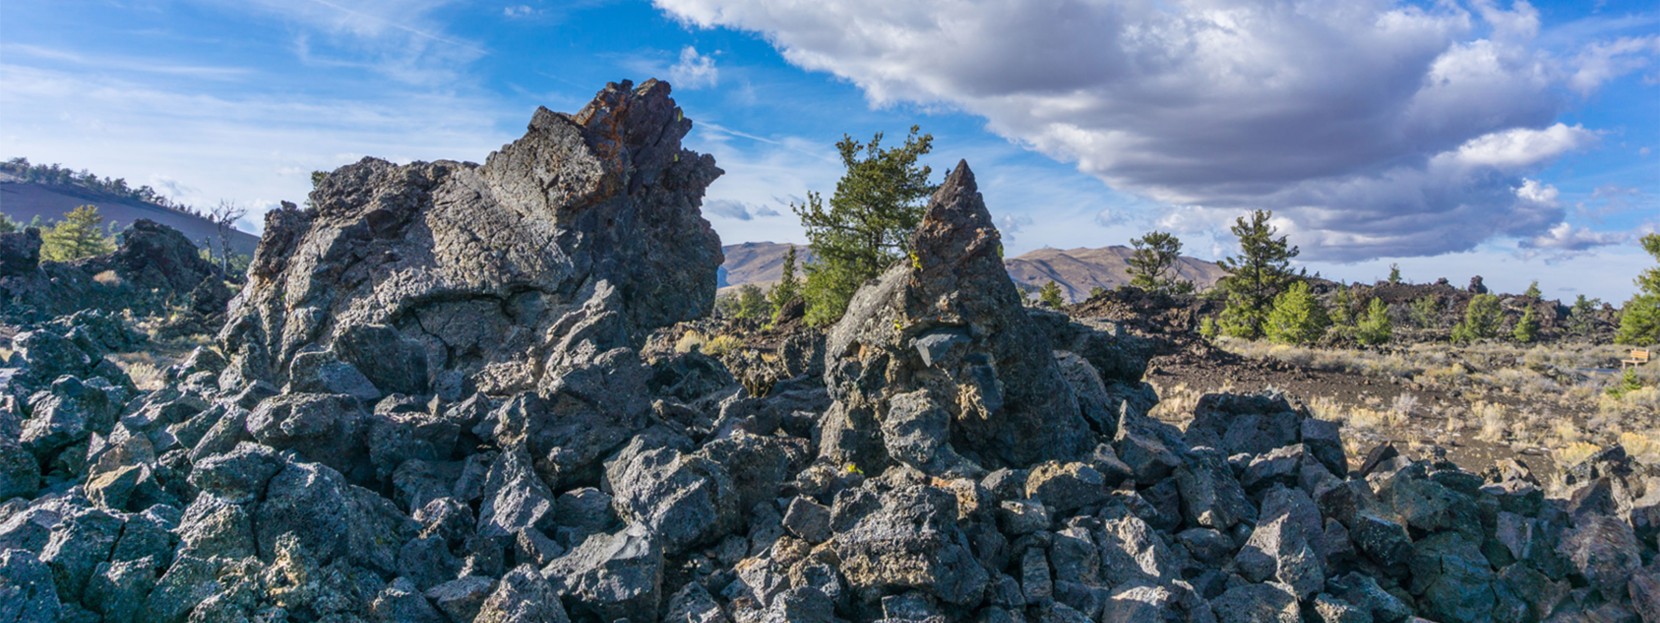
[
  {"x1": 1217, "y1": 210, "x2": 1302, "y2": 339},
  {"x1": 1523, "y1": 281, "x2": 1542, "y2": 299},
  {"x1": 796, "y1": 126, "x2": 937, "y2": 326},
  {"x1": 1410, "y1": 296, "x2": 1441, "y2": 329},
  {"x1": 1264, "y1": 281, "x2": 1330, "y2": 345},
  {"x1": 734, "y1": 284, "x2": 769, "y2": 321},
  {"x1": 1038, "y1": 280, "x2": 1066, "y2": 308},
  {"x1": 768, "y1": 246, "x2": 801, "y2": 319},
  {"x1": 1356, "y1": 298, "x2": 1393, "y2": 346},
  {"x1": 1568, "y1": 295, "x2": 1601, "y2": 338},
  {"x1": 0, "y1": 211, "x2": 17, "y2": 234},
  {"x1": 41, "y1": 205, "x2": 116, "y2": 262},
  {"x1": 1126, "y1": 230, "x2": 1192, "y2": 295},
  {"x1": 1330, "y1": 284, "x2": 1359, "y2": 328},
  {"x1": 1387, "y1": 263, "x2": 1402, "y2": 284},
  {"x1": 1512, "y1": 305, "x2": 1539, "y2": 344},
  {"x1": 1451, "y1": 293, "x2": 1502, "y2": 344},
  {"x1": 1616, "y1": 234, "x2": 1660, "y2": 345}
]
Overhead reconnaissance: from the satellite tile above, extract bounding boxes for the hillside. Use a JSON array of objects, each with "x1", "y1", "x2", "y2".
[
  {"x1": 720, "y1": 241, "x2": 1226, "y2": 302},
  {"x1": 0, "y1": 177, "x2": 259, "y2": 256}
]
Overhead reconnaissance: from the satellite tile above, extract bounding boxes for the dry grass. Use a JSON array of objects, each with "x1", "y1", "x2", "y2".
[
  {"x1": 672, "y1": 330, "x2": 742, "y2": 358},
  {"x1": 111, "y1": 351, "x2": 167, "y2": 391},
  {"x1": 92, "y1": 270, "x2": 123, "y2": 287},
  {"x1": 1217, "y1": 337, "x2": 1660, "y2": 471}
]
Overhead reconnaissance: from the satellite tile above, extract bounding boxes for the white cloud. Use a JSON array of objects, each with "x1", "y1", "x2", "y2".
[
  {"x1": 0, "y1": 63, "x2": 513, "y2": 231},
  {"x1": 654, "y1": 0, "x2": 1660, "y2": 260},
  {"x1": 668, "y1": 46, "x2": 719, "y2": 89},
  {"x1": 190, "y1": 0, "x2": 485, "y2": 84},
  {"x1": 1521, "y1": 221, "x2": 1627, "y2": 253},
  {"x1": 504, "y1": 5, "x2": 536, "y2": 19},
  {"x1": 1452, "y1": 124, "x2": 1595, "y2": 169}
]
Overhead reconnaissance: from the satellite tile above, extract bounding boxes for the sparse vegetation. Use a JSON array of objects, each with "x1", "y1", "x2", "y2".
[
  {"x1": 1387, "y1": 263, "x2": 1401, "y2": 284},
  {"x1": 1410, "y1": 295, "x2": 1441, "y2": 330},
  {"x1": 0, "y1": 211, "x2": 17, "y2": 234},
  {"x1": 795, "y1": 126, "x2": 937, "y2": 326}
]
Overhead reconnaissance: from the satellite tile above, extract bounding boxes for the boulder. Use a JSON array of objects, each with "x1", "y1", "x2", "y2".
[
  {"x1": 542, "y1": 523, "x2": 664, "y2": 622},
  {"x1": 605, "y1": 434, "x2": 738, "y2": 553},
  {"x1": 0, "y1": 227, "x2": 42, "y2": 277},
  {"x1": 818, "y1": 161, "x2": 1091, "y2": 474},
  {"x1": 218, "y1": 79, "x2": 723, "y2": 397},
  {"x1": 831, "y1": 484, "x2": 989, "y2": 606}
]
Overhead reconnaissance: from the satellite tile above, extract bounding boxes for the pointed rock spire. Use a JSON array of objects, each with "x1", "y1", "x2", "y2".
[{"x1": 820, "y1": 159, "x2": 1090, "y2": 473}]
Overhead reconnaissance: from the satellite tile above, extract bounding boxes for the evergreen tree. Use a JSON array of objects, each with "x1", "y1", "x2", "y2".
[
  {"x1": 1410, "y1": 296, "x2": 1441, "y2": 329},
  {"x1": 1387, "y1": 263, "x2": 1402, "y2": 284},
  {"x1": 1330, "y1": 284, "x2": 1359, "y2": 328},
  {"x1": 1523, "y1": 281, "x2": 1542, "y2": 299},
  {"x1": 1126, "y1": 230, "x2": 1192, "y2": 295},
  {"x1": 1356, "y1": 298, "x2": 1393, "y2": 346},
  {"x1": 0, "y1": 211, "x2": 16, "y2": 234},
  {"x1": 41, "y1": 205, "x2": 116, "y2": 262},
  {"x1": 795, "y1": 126, "x2": 937, "y2": 326},
  {"x1": 1217, "y1": 210, "x2": 1302, "y2": 339},
  {"x1": 768, "y1": 246, "x2": 801, "y2": 319},
  {"x1": 1038, "y1": 280, "x2": 1066, "y2": 308},
  {"x1": 734, "y1": 284, "x2": 769, "y2": 321},
  {"x1": 1512, "y1": 305, "x2": 1539, "y2": 344},
  {"x1": 1451, "y1": 293, "x2": 1503, "y2": 344},
  {"x1": 1568, "y1": 295, "x2": 1601, "y2": 338},
  {"x1": 1615, "y1": 234, "x2": 1660, "y2": 345},
  {"x1": 1264, "y1": 281, "x2": 1330, "y2": 345}
]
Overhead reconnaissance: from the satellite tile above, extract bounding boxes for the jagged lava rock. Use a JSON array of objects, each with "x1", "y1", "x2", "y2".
[
  {"x1": 819, "y1": 160, "x2": 1090, "y2": 474},
  {"x1": 218, "y1": 79, "x2": 723, "y2": 398}
]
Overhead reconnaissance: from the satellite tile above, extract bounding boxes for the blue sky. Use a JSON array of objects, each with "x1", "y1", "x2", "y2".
[{"x1": 1, "y1": 0, "x2": 1656, "y2": 301}]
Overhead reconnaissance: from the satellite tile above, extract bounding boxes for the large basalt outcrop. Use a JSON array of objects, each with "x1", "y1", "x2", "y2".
[
  {"x1": 218, "y1": 78, "x2": 723, "y2": 399},
  {"x1": 818, "y1": 161, "x2": 1092, "y2": 475}
]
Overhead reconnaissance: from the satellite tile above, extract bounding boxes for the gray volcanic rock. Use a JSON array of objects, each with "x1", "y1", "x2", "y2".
[
  {"x1": 218, "y1": 79, "x2": 723, "y2": 398},
  {"x1": 0, "y1": 227, "x2": 43, "y2": 277},
  {"x1": 819, "y1": 160, "x2": 1090, "y2": 474},
  {"x1": 0, "y1": 220, "x2": 230, "y2": 325}
]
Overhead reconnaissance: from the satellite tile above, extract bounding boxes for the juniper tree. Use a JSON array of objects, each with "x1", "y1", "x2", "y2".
[
  {"x1": 1127, "y1": 230, "x2": 1192, "y2": 295},
  {"x1": 1217, "y1": 209, "x2": 1302, "y2": 339},
  {"x1": 1616, "y1": 234, "x2": 1660, "y2": 345},
  {"x1": 795, "y1": 126, "x2": 937, "y2": 326}
]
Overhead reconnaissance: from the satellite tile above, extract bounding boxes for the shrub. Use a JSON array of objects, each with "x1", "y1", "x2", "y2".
[
  {"x1": 1451, "y1": 293, "x2": 1502, "y2": 343},
  {"x1": 1410, "y1": 296, "x2": 1441, "y2": 329},
  {"x1": 41, "y1": 204, "x2": 116, "y2": 262},
  {"x1": 1038, "y1": 280, "x2": 1065, "y2": 308},
  {"x1": 1512, "y1": 305, "x2": 1539, "y2": 344},
  {"x1": 1356, "y1": 298, "x2": 1392, "y2": 346},
  {"x1": 1264, "y1": 281, "x2": 1330, "y2": 345}
]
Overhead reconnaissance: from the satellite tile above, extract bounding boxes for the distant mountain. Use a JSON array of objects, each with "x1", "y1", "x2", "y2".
[
  {"x1": 717, "y1": 241, "x2": 810, "y2": 290},
  {"x1": 719, "y1": 242, "x2": 1226, "y2": 302},
  {"x1": 1004, "y1": 246, "x2": 1227, "y2": 302},
  {"x1": 0, "y1": 174, "x2": 259, "y2": 257}
]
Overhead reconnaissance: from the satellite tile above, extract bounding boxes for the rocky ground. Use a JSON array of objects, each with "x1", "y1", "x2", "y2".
[{"x1": 1, "y1": 80, "x2": 1657, "y2": 623}]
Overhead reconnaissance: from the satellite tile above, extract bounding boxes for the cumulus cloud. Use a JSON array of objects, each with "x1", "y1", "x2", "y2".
[
  {"x1": 668, "y1": 46, "x2": 719, "y2": 89},
  {"x1": 654, "y1": 0, "x2": 1658, "y2": 260},
  {"x1": 1521, "y1": 222, "x2": 1627, "y2": 253}
]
